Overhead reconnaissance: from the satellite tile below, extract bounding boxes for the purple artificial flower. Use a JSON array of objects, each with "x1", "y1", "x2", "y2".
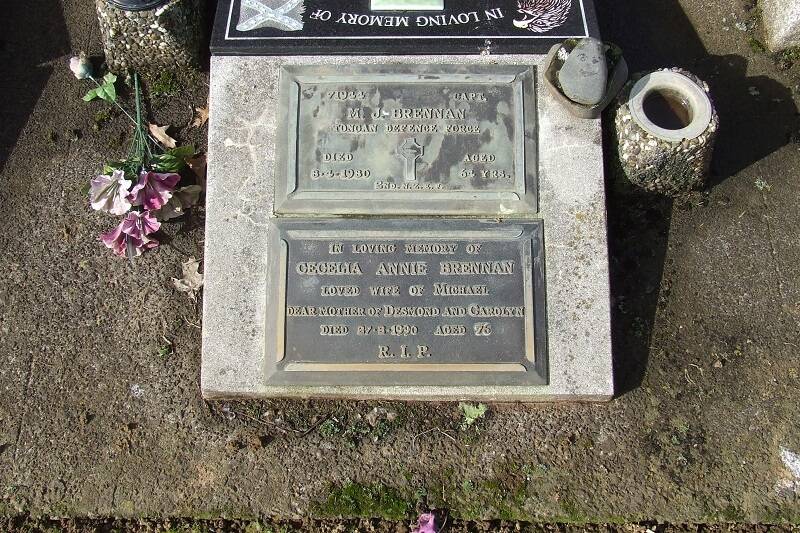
[
  {"x1": 100, "y1": 210, "x2": 161, "y2": 258},
  {"x1": 128, "y1": 170, "x2": 180, "y2": 211},
  {"x1": 89, "y1": 169, "x2": 132, "y2": 215}
]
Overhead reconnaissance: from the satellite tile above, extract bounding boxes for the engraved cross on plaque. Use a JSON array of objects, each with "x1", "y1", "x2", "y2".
[{"x1": 397, "y1": 138, "x2": 424, "y2": 182}]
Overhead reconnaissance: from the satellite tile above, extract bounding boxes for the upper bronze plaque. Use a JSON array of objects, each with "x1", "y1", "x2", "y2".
[{"x1": 274, "y1": 64, "x2": 538, "y2": 216}]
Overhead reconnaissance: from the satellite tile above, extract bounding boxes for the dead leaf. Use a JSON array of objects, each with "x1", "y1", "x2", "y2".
[
  {"x1": 186, "y1": 154, "x2": 207, "y2": 187},
  {"x1": 172, "y1": 257, "x2": 204, "y2": 301},
  {"x1": 191, "y1": 106, "x2": 209, "y2": 128},
  {"x1": 148, "y1": 123, "x2": 176, "y2": 149}
]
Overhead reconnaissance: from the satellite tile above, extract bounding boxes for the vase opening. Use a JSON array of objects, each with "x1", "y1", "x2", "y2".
[{"x1": 642, "y1": 88, "x2": 693, "y2": 131}]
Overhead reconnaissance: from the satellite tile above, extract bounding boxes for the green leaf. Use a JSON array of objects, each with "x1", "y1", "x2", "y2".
[
  {"x1": 102, "y1": 160, "x2": 140, "y2": 180},
  {"x1": 83, "y1": 73, "x2": 117, "y2": 103},
  {"x1": 458, "y1": 402, "x2": 487, "y2": 428},
  {"x1": 101, "y1": 81, "x2": 116, "y2": 102},
  {"x1": 149, "y1": 153, "x2": 184, "y2": 173},
  {"x1": 169, "y1": 145, "x2": 195, "y2": 160},
  {"x1": 95, "y1": 86, "x2": 110, "y2": 102},
  {"x1": 123, "y1": 159, "x2": 142, "y2": 178},
  {"x1": 83, "y1": 88, "x2": 99, "y2": 102}
]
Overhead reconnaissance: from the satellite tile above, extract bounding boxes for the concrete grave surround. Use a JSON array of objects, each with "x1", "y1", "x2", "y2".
[{"x1": 201, "y1": 54, "x2": 613, "y2": 401}]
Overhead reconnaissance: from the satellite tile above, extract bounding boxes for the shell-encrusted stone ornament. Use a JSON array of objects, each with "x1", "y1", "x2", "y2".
[
  {"x1": 95, "y1": 0, "x2": 205, "y2": 74},
  {"x1": 614, "y1": 68, "x2": 718, "y2": 196}
]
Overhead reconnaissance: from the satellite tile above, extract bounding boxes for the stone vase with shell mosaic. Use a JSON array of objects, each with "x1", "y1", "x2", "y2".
[
  {"x1": 96, "y1": 0, "x2": 205, "y2": 75},
  {"x1": 614, "y1": 68, "x2": 719, "y2": 196}
]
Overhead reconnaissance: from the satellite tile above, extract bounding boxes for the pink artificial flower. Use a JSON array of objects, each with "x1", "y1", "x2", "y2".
[
  {"x1": 100, "y1": 210, "x2": 161, "y2": 258},
  {"x1": 128, "y1": 171, "x2": 180, "y2": 211},
  {"x1": 89, "y1": 169, "x2": 132, "y2": 215},
  {"x1": 412, "y1": 513, "x2": 436, "y2": 533}
]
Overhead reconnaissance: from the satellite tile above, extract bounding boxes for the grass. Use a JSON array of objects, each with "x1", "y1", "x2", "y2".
[
  {"x1": 317, "y1": 411, "x2": 405, "y2": 446},
  {"x1": 317, "y1": 418, "x2": 342, "y2": 438},
  {"x1": 781, "y1": 47, "x2": 800, "y2": 63}
]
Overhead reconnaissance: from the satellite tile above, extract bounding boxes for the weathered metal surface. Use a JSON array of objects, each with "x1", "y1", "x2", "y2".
[
  {"x1": 275, "y1": 64, "x2": 538, "y2": 215},
  {"x1": 264, "y1": 218, "x2": 548, "y2": 387}
]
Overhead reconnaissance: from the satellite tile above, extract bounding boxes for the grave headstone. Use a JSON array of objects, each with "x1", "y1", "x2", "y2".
[
  {"x1": 211, "y1": 0, "x2": 598, "y2": 55},
  {"x1": 201, "y1": 0, "x2": 613, "y2": 401}
]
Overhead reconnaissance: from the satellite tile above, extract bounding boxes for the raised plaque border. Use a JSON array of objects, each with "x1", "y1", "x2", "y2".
[
  {"x1": 274, "y1": 64, "x2": 539, "y2": 216},
  {"x1": 263, "y1": 218, "x2": 548, "y2": 388}
]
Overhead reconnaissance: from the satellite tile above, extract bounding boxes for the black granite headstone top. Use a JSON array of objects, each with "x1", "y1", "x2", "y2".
[{"x1": 211, "y1": 0, "x2": 599, "y2": 56}]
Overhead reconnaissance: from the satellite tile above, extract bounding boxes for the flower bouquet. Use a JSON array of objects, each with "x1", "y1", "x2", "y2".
[{"x1": 74, "y1": 57, "x2": 202, "y2": 260}]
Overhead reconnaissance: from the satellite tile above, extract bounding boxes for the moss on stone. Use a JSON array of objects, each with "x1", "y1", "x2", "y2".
[
  {"x1": 762, "y1": 503, "x2": 800, "y2": 523},
  {"x1": 314, "y1": 482, "x2": 412, "y2": 520},
  {"x1": 557, "y1": 497, "x2": 590, "y2": 523},
  {"x1": 436, "y1": 475, "x2": 533, "y2": 521}
]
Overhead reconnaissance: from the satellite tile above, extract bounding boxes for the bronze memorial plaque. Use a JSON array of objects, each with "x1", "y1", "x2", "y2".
[
  {"x1": 274, "y1": 64, "x2": 538, "y2": 216},
  {"x1": 263, "y1": 219, "x2": 547, "y2": 387}
]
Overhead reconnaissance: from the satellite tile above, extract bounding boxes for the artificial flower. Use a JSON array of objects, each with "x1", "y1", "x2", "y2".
[
  {"x1": 89, "y1": 169, "x2": 132, "y2": 215},
  {"x1": 128, "y1": 170, "x2": 180, "y2": 211},
  {"x1": 153, "y1": 185, "x2": 202, "y2": 221},
  {"x1": 69, "y1": 54, "x2": 93, "y2": 80},
  {"x1": 412, "y1": 513, "x2": 436, "y2": 533},
  {"x1": 100, "y1": 210, "x2": 161, "y2": 258}
]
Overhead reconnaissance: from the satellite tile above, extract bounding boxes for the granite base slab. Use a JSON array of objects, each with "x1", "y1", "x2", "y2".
[{"x1": 201, "y1": 54, "x2": 613, "y2": 401}]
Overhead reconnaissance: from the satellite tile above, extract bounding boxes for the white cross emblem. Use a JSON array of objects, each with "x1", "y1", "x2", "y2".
[{"x1": 236, "y1": 0, "x2": 305, "y2": 32}]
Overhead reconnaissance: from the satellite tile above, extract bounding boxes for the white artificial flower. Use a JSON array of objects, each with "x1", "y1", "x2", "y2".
[
  {"x1": 89, "y1": 169, "x2": 133, "y2": 215},
  {"x1": 69, "y1": 54, "x2": 93, "y2": 80}
]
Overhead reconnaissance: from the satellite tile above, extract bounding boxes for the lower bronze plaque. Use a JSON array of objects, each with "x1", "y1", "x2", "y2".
[{"x1": 264, "y1": 219, "x2": 547, "y2": 387}]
